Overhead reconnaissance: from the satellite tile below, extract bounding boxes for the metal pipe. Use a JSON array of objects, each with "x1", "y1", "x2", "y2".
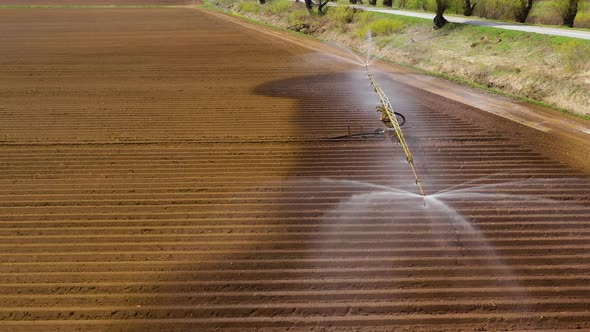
[{"x1": 366, "y1": 66, "x2": 426, "y2": 198}]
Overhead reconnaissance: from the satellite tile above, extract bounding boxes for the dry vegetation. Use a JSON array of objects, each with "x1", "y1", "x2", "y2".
[{"x1": 218, "y1": 0, "x2": 590, "y2": 116}]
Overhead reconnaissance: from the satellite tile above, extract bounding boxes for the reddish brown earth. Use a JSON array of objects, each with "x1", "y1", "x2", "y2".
[
  {"x1": 0, "y1": 0, "x2": 195, "y2": 4},
  {"x1": 1, "y1": 7, "x2": 590, "y2": 332}
]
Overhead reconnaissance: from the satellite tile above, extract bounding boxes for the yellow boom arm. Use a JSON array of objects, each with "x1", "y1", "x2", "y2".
[{"x1": 367, "y1": 68, "x2": 426, "y2": 197}]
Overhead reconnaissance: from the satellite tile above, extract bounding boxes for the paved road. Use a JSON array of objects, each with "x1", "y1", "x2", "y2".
[{"x1": 345, "y1": 4, "x2": 590, "y2": 40}]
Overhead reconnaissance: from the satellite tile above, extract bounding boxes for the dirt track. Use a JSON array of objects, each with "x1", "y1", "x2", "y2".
[{"x1": 1, "y1": 6, "x2": 590, "y2": 332}]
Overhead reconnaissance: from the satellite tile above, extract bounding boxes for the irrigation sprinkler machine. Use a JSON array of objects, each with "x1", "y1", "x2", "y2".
[{"x1": 364, "y1": 65, "x2": 426, "y2": 200}]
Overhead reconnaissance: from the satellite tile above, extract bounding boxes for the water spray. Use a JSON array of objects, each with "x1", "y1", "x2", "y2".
[{"x1": 365, "y1": 65, "x2": 426, "y2": 200}]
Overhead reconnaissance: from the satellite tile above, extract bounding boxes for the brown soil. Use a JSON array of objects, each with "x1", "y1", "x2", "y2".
[
  {"x1": 0, "y1": 0, "x2": 196, "y2": 4},
  {"x1": 0, "y1": 6, "x2": 589, "y2": 332}
]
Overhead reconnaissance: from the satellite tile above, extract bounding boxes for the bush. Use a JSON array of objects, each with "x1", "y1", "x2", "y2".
[
  {"x1": 328, "y1": 6, "x2": 355, "y2": 24},
  {"x1": 403, "y1": 0, "x2": 437, "y2": 11},
  {"x1": 263, "y1": 0, "x2": 292, "y2": 14},
  {"x1": 575, "y1": 11, "x2": 590, "y2": 28},
  {"x1": 353, "y1": 11, "x2": 376, "y2": 36},
  {"x1": 288, "y1": 9, "x2": 310, "y2": 24},
  {"x1": 354, "y1": 10, "x2": 376, "y2": 26},
  {"x1": 475, "y1": 0, "x2": 519, "y2": 20},
  {"x1": 327, "y1": 6, "x2": 356, "y2": 31},
  {"x1": 237, "y1": 2, "x2": 261, "y2": 13},
  {"x1": 358, "y1": 18, "x2": 404, "y2": 38}
]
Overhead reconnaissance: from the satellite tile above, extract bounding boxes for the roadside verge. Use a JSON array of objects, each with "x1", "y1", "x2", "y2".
[{"x1": 209, "y1": 0, "x2": 590, "y2": 118}]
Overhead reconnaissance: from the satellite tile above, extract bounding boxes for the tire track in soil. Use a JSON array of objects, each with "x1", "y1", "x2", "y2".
[{"x1": 0, "y1": 6, "x2": 590, "y2": 332}]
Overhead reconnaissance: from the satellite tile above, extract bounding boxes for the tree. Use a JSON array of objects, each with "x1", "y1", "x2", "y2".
[
  {"x1": 515, "y1": 0, "x2": 534, "y2": 23},
  {"x1": 554, "y1": 0, "x2": 581, "y2": 27},
  {"x1": 434, "y1": 0, "x2": 452, "y2": 28},
  {"x1": 463, "y1": 0, "x2": 477, "y2": 16},
  {"x1": 304, "y1": 0, "x2": 330, "y2": 14},
  {"x1": 383, "y1": 0, "x2": 393, "y2": 7},
  {"x1": 369, "y1": 0, "x2": 377, "y2": 5}
]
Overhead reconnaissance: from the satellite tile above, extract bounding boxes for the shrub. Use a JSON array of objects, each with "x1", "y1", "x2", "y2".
[
  {"x1": 328, "y1": 6, "x2": 355, "y2": 24},
  {"x1": 215, "y1": 0, "x2": 234, "y2": 7},
  {"x1": 475, "y1": 0, "x2": 519, "y2": 20},
  {"x1": 575, "y1": 11, "x2": 590, "y2": 28},
  {"x1": 288, "y1": 9, "x2": 310, "y2": 24},
  {"x1": 358, "y1": 18, "x2": 404, "y2": 38},
  {"x1": 354, "y1": 10, "x2": 376, "y2": 26},
  {"x1": 237, "y1": 1, "x2": 261, "y2": 13},
  {"x1": 403, "y1": 0, "x2": 437, "y2": 11},
  {"x1": 327, "y1": 6, "x2": 356, "y2": 31},
  {"x1": 353, "y1": 11, "x2": 376, "y2": 36},
  {"x1": 263, "y1": 0, "x2": 292, "y2": 14},
  {"x1": 527, "y1": 0, "x2": 561, "y2": 24}
]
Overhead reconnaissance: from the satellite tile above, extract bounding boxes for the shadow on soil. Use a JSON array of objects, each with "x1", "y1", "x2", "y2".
[{"x1": 113, "y1": 69, "x2": 588, "y2": 331}]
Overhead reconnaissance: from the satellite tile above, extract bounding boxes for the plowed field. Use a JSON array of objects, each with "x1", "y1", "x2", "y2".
[
  {"x1": 0, "y1": 0, "x2": 195, "y2": 4},
  {"x1": 1, "y1": 7, "x2": 590, "y2": 332}
]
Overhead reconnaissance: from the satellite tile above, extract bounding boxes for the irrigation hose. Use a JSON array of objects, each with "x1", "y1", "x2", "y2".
[{"x1": 366, "y1": 67, "x2": 426, "y2": 197}]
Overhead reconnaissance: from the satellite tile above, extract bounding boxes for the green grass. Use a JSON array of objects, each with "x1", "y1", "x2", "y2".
[
  {"x1": 263, "y1": 0, "x2": 291, "y2": 14},
  {"x1": 289, "y1": 8, "x2": 312, "y2": 25},
  {"x1": 366, "y1": 10, "x2": 431, "y2": 25},
  {"x1": 237, "y1": 1, "x2": 261, "y2": 13},
  {"x1": 358, "y1": 17, "x2": 405, "y2": 37},
  {"x1": 327, "y1": 6, "x2": 355, "y2": 30},
  {"x1": 353, "y1": 10, "x2": 377, "y2": 28}
]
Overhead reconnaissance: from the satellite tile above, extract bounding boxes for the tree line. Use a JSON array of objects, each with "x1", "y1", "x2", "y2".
[
  {"x1": 268, "y1": 0, "x2": 584, "y2": 28},
  {"x1": 428, "y1": 0, "x2": 583, "y2": 28}
]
